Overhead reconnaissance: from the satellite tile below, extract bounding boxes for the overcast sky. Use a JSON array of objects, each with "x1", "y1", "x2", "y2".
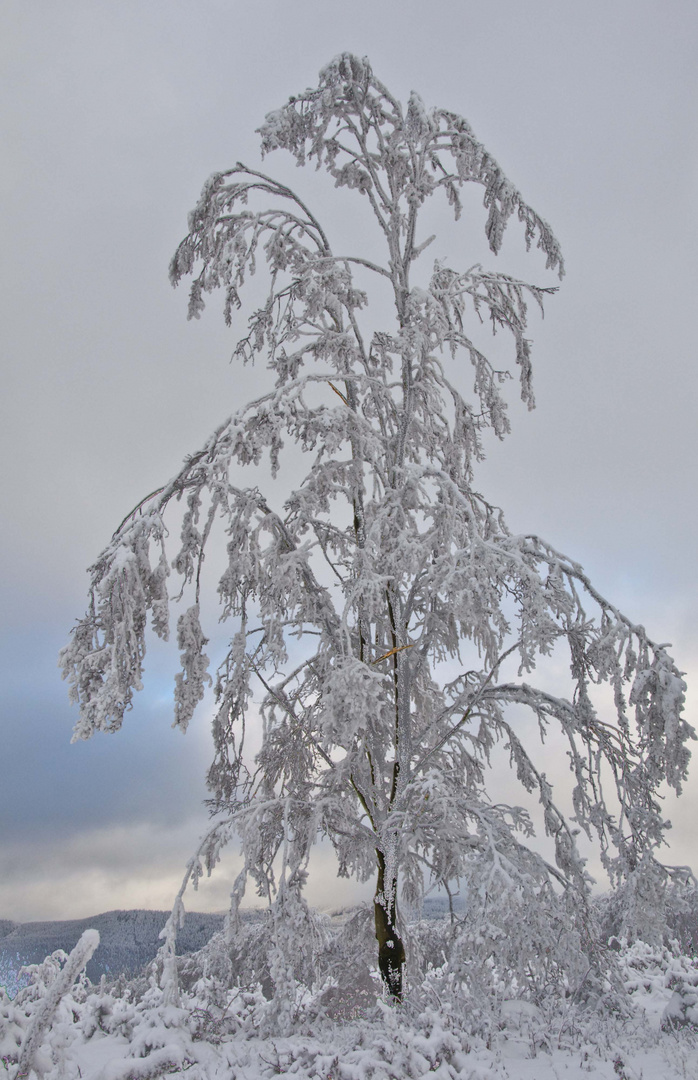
[{"x1": 1, "y1": 0, "x2": 697, "y2": 923}]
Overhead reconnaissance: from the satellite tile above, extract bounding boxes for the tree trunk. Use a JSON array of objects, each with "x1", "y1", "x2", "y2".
[{"x1": 373, "y1": 849, "x2": 406, "y2": 1001}]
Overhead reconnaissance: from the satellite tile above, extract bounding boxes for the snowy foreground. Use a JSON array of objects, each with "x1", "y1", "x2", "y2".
[{"x1": 1, "y1": 931, "x2": 698, "y2": 1080}]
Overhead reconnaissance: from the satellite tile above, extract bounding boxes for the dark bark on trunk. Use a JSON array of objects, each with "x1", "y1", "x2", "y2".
[{"x1": 373, "y1": 849, "x2": 406, "y2": 1001}]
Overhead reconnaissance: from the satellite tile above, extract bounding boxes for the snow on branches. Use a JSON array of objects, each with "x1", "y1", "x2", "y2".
[{"x1": 61, "y1": 54, "x2": 693, "y2": 1005}]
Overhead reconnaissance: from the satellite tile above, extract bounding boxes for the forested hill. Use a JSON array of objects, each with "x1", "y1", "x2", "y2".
[{"x1": 0, "y1": 908, "x2": 225, "y2": 988}]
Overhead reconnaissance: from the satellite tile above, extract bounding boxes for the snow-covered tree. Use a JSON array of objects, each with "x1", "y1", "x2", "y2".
[{"x1": 61, "y1": 54, "x2": 693, "y2": 1003}]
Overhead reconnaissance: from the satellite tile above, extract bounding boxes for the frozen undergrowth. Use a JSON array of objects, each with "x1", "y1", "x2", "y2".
[{"x1": 1, "y1": 931, "x2": 697, "y2": 1080}]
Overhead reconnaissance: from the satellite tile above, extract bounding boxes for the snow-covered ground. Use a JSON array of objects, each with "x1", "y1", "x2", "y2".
[{"x1": 1, "y1": 933, "x2": 697, "y2": 1079}]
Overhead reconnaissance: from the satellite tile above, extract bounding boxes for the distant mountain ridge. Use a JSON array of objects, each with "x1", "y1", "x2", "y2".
[{"x1": 0, "y1": 908, "x2": 225, "y2": 991}]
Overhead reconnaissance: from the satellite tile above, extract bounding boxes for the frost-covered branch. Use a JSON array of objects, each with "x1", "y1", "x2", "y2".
[
  {"x1": 61, "y1": 53, "x2": 693, "y2": 1005},
  {"x1": 14, "y1": 930, "x2": 99, "y2": 1080}
]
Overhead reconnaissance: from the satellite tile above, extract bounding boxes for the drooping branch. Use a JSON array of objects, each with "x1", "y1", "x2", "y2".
[{"x1": 61, "y1": 54, "x2": 693, "y2": 1007}]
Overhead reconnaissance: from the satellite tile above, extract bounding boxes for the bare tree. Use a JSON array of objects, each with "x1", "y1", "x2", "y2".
[{"x1": 61, "y1": 54, "x2": 693, "y2": 1003}]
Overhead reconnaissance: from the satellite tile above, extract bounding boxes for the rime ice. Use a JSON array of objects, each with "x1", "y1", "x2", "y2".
[{"x1": 60, "y1": 53, "x2": 694, "y2": 1014}]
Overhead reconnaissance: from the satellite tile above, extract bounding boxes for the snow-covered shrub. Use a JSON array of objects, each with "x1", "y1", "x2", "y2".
[
  {"x1": 665, "y1": 880, "x2": 698, "y2": 957},
  {"x1": 606, "y1": 936, "x2": 698, "y2": 1040},
  {"x1": 0, "y1": 930, "x2": 98, "y2": 1078},
  {"x1": 662, "y1": 970, "x2": 698, "y2": 1032}
]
